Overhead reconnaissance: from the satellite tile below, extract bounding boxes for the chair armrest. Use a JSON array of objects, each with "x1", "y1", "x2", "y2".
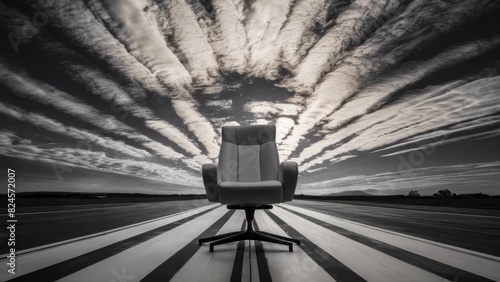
[
  {"x1": 279, "y1": 161, "x2": 298, "y2": 202},
  {"x1": 202, "y1": 164, "x2": 220, "y2": 203}
]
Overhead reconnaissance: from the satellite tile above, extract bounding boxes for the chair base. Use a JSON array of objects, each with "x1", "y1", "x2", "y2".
[{"x1": 198, "y1": 205, "x2": 301, "y2": 252}]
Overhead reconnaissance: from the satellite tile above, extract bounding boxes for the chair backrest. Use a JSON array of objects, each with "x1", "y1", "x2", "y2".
[{"x1": 218, "y1": 124, "x2": 280, "y2": 182}]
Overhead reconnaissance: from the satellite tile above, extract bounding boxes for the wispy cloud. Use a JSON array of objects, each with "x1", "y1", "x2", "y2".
[
  {"x1": 377, "y1": 116, "x2": 500, "y2": 157},
  {"x1": 87, "y1": 0, "x2": 192, "y2": 89},
  {"x1": 296, "y1": 81, "x2": 472, "y2": 170},
  {"x1": 243, "y1": 0, "x2": 294, "y2": 79},
  {"x1": 169, "y1": 99, "x2": 218, "y2": 159},
  {"x1": 204, "y1": 0, "x2": 247, "y2": 73},
  {"x1": 353, "y1": 77, "x2": 500, "y2": 152},
  {"x1": 55, "y1": 61, "x2": 205, "y2": 157},
  {"x1": 280, "y1": 0, "x2": 498, "y2": 161},
  {"x1": 300, "y1": 76, "x2": 500, "y2": 171},
  {"x1": 276, "y1": 0, "x2": 329, "y2": 69},
  {"x1": 147, "y1": 0, "x2": 221, "y2": 86},
  {"x1": 284, "y1": 0, "x2": 407, "y2": 93},
  {"x1": 144, "y1": 120, "x2": 201, "y2": 156},
  {"x1": 0, "y1": 103, "x2": 153, "y2": 159},
  {"x1": 0, "y1": 131, "x2": 198, "y2": 186},
  {"x1": 322, "y1": 37, "x2": 500, "y2": 131},
  {"x1": 0, "y1": 60, "x2": 191, "y2": 162},
  {"x1": 0, "y1": 61, "x2": 146, "y2": 142},
  {"x1": 294, "y1": 38, "x2": 500, "y2": 163},
  {"x1": 34, "y1": 0, "x2": 220, "y2": 161}
]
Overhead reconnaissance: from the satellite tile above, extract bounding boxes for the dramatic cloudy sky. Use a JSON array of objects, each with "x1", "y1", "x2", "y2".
[{"x1": 1, "y1": 0, "x2": 499, "y2": 195}]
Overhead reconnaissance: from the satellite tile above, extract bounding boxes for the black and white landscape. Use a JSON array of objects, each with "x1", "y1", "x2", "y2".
[{"x1": 1, "y1": 1, "x2": 500, "y2": 281}]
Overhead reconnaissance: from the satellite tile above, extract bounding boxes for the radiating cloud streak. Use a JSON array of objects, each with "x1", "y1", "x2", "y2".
[
  {"x1": 377, "y1": 116, "x2": 500, "y2": 156},
  {"x1": 87, "y1": 0, "x2": 192, "y2": 89},
  {"x1": 205, "y1": 0, "x2": 247, "y2": 73},
  {"x1": 27, "y1": 0, "x2": 173, "y2": 98},
  {"x1": 0, "y1": 59, "x2": 192, "y2": 162},
  {"x1": 54, "y1": 60, "x2": 204, "y2": 157},
  {"x1": 149, "y1": 0, "x2": 220, "y2": 86},
  {"x1": 276, "y1": 0, "x2": 329, "y2": 69},
  {"x1": 34, "y1": 0, "x2": 219, "y2": 161},
  {"x1": 0, "y1": 131, "x2": 198, "y2": 186},
  {"x1": 297, "y1": 80, "x2": 474, "y2": 169},
  {"x1": 322, "y1": 37, "x2": 500, "y2": 130},
  {"x1": 170, "y1": 99, "x2": 219, "y2": 159},
  {"x1": 316, "y1": 39, "x2": 500, "y2": 139},
  {"x1": 301, "y1": 76, "x2": 500, "y2": 171},
  {"x1": 0, "y1": 61, "x2": 146, "y2": 142},
  {"x1": 145, "y1": 120, "x2": 202, "y2": 156},
  {"x1": 284, "y1": 0, "x2": 407, "y2": 93},
  {"x1": 280, "y1": 0, "x2": 498, "y2": 160},
  {"x1": 379, "y1": 128, "x2": 500, "y2": 157},
  {"x1": 0, "y1": 103, "x2": 152, "y2": 159},
  {"x1": 354, "y1": 77, "x2": 500, "y2": 151},
  {"x1": 244, "y1": 0, "x2": 294, "y2": 78}
]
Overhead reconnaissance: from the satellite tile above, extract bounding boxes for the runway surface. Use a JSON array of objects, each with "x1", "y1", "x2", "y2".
[{"x1": 1, "y1": 199, "x2": 499, "y2": 281}]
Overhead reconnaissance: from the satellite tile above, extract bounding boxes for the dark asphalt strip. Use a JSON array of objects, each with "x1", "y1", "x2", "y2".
[
  {"x1": 253, "y1": 221, "x2": 273, "y2": 282},
  {"x1": 230, "y1": 220, "x2": 247, "y2": 282},
  {"x1": 264, "y1": 210, "x2": 366, "y2": 282},
  {"x1": 279, "y1": 205, "x2": 495, "y2": 282},
  {"x1": 8, "y1": 205, "x2": 221, "y2": 282},
  {"x1": 142, "y1": 209, "x2": 236, "y2": 281}
]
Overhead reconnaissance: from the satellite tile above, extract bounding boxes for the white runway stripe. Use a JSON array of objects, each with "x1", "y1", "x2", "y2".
[
  {"x1": 281, "y1": 204, "x2": 500, "y2": 281},
  {"x1": 0, "y1": 204, "x2": 218, "y2": 281},
  {"x1": 3, "y1": 204, "x2": 499, "y2": 282},
  {"x1": 57, "y1": 206, "x2": 227, "y2": 282},
  {"x1": 254, "y1": 211, "x2": 336, "y2": 282},
  {"x1": 171, "y1": 210, "x2": 245, "y2": 281},
  {"x1": 9, "y1": 205, "x2": 213, "y2": 257},
  {"x1": 271, "y1": 206, "x2": 447, "y2": 282}
]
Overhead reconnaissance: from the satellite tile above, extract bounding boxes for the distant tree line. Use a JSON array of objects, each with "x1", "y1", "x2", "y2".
[{"x1": 408, "y1": 189, "x2": 490, "y2": 199}]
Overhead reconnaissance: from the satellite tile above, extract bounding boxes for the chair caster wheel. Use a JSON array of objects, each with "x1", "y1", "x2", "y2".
[
  {"x1": 289, "y1": 245, "x2": 293, "y2": 252},
  {"x1": 209, "y1": 245, "x2": 214, "y2": 252}
]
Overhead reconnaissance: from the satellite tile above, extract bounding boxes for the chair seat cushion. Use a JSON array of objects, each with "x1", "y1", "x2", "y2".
[{"x1": 218, "y1": 180, "x2": 283, "y2": 205}]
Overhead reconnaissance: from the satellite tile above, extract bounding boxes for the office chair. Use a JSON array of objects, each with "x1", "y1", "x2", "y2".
[{"x1": 199, "y1": 124, "x2": 301, "y2": 252}]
